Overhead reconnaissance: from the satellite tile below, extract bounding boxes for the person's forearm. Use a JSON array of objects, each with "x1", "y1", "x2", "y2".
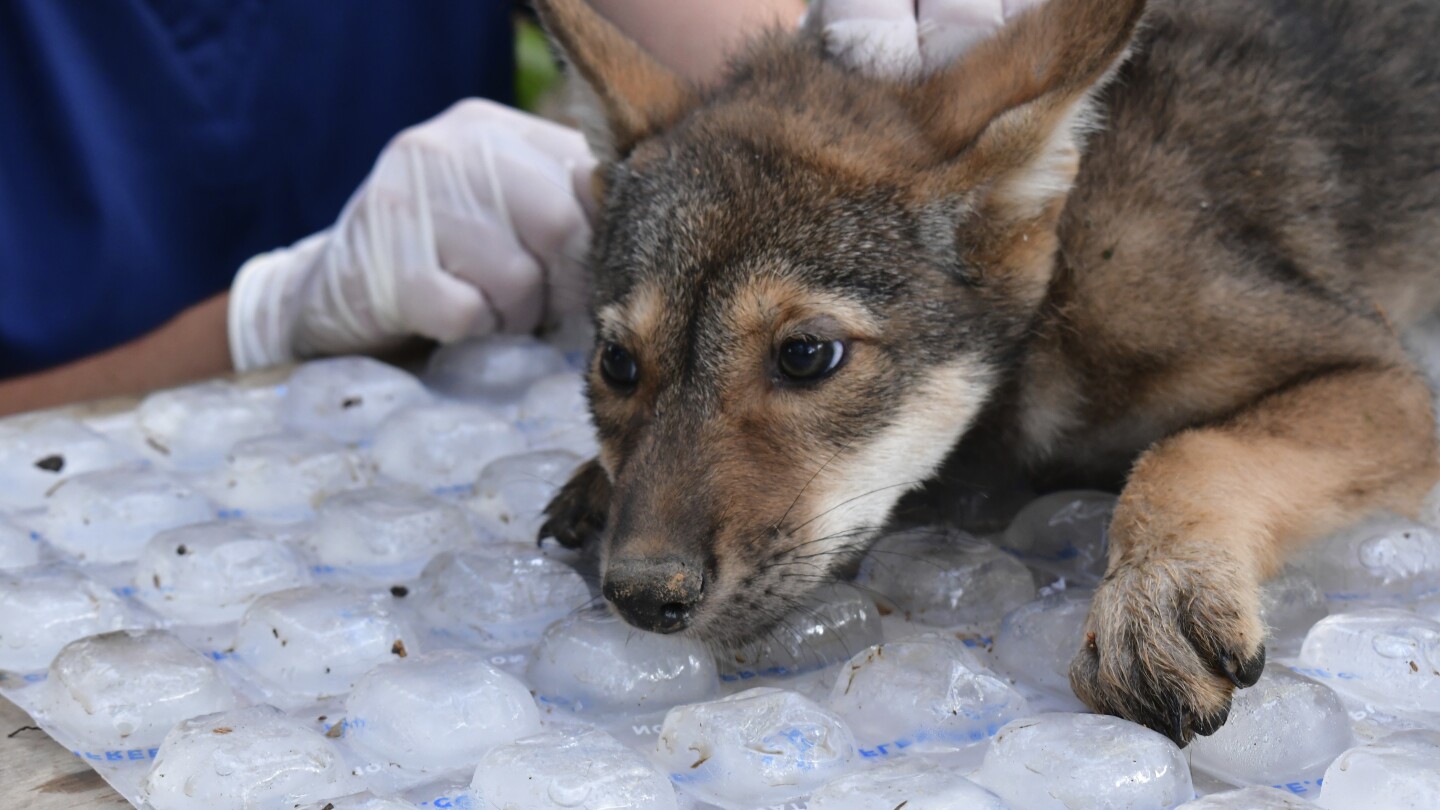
[
  {"x1": 0, "y1": 292, "x2": 233, "y2": 417},
  {"x1": 0, "y1": 2, "x2": 804, "y2": 418},
  {"x1": 589, "y1": 0, "x2": 806, "y2": 84}
]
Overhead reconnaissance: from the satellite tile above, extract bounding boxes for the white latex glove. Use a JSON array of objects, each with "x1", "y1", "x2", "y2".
[
  {"x1": 229, "y1": 99, "x2": 597, "y2": 371},
  {"x1": 806, "y1": 0, "x2": 1048, "y2": 77}
]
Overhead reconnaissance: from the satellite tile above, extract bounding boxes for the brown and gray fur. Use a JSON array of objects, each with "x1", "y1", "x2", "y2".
[{"x1": 532, "y1": 0, "x2": 1440, "y2": 744}]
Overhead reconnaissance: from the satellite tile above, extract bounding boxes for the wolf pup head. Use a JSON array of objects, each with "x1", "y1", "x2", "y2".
[{"x1": 534, "y1": 0, "x2": 1146, "y2": 646}]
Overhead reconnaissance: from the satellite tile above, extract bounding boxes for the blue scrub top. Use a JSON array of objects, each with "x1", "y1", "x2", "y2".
[{"x1": 0, "y1": 0, "x2": 516, "y2": 378}]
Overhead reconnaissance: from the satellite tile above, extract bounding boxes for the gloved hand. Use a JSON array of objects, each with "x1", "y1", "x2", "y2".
[
  {"x1": 229, "y1": 99, "x2": 596, "y2": 371},
  {"x1": 806, "y1": 0, "x2": 1048, "y2": 77}
]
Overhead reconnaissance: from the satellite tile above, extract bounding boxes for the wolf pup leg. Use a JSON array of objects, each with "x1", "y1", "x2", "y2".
[
  {"x1": 1070, "y1": 362, "x2": 1440, "y2": 746},
  {"x1": 539, "y1": 458, "x2": 612, "y2": 550}
]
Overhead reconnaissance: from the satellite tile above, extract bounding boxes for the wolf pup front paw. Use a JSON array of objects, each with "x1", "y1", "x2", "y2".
[
  {"x1": 1069, "y1": 549, "x2": 1266, "y2": 747},
  {"x1": 538, "y1": 458, "x2": 612, "y2": 550}
]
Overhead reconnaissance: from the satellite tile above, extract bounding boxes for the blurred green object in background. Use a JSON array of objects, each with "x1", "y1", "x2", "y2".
[{"x1": 516, "y1": 18, "x2": 562, "y2": 114}]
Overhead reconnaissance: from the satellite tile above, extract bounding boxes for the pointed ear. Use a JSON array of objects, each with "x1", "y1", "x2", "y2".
[
  {"x1": 910, "y1": 0, "x2": 1148, "y2": 220},
  {"x1": 532, "y1": 0, "x2": 698, "y2": 162}
]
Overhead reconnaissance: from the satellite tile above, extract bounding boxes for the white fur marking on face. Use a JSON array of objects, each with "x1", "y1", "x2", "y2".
[
  {"x1": 597, "y1": 286, "x2": 662, "y2": 345},
  {"x1": 596, "y1": 303, "x2": 626, "y2": 340},
  {"x1": 798, "y1": 356, "x2": 995, "y2": 558}
]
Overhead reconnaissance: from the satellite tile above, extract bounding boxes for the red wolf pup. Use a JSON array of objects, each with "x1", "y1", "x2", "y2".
[{"x1": 534, "y1": 0, "x2": 1440, "y2": 744}]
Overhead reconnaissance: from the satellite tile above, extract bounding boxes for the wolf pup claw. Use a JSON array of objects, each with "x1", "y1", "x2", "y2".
[{"x1": 533, "y1": 0, "x2": 1440, "y2": 745}]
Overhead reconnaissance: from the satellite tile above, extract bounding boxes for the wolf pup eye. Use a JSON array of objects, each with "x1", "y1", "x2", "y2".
[
  {"x1": 777, "y1": 337, "x2": 846, "y2": 382},
  {"x1": 600, "y1": 342, "x2": 640, "y2": 389}
]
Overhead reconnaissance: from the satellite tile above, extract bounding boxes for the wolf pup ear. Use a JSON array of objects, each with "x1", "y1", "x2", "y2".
[
  {"x1": 532, "y1": 0, "x2": 697, "y2": 163},
  {"x1": 910, "y1": 0, "x2": 1148, "y2": 222}
]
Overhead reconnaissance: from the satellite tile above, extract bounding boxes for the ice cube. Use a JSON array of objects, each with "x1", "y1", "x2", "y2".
[
  {"x1": 1177, "y1": 787, "x2": 1310, "y2": 809},
  {"x1": 202, "y1": 432, "x2": 373, "y2": 522},
  {"x1": 40, "y1": 467, "x2": 216, "y2": 563},
  {"x1": 655, "y1": 687, "x2": 855, "y2": 809},
  {"x1": 136, "y1": 380, "x2": 281, "y2": 469},
  {"x1": 1187, "y1": 666, "x2": 1352, "y2": 790},
  {"x1": 808, "y1": 757, "x2": 1011, "y2": 810},
  {"x1": 542, "y1": 314, "x2": 597, "y2": 369},
  {"x1": 425, "y1": 335, "x2": 570, "y2": 403},
  {"x1": 521, "y1": 420, "x2": 599, "y2": 459},
  {"x1": 134, "y1": 521, "x2": 311, "y2": 624},
  {"x1": 296, "y1": 795, "x2": 415, "y2": 810},
  {"x1": 0, "y1": 512, "x2": 41, "y2": 569},
  {"x1": 1260, "y1": 567, "x2": 1330, "y2": 657},
  {"x1": 472, "y1": 727, "x2": 678, "y2": 810},
  {"x1": 416, "y1": 546, "x2": 592, "y2": 646},
  {"x1": 974, "y1": 713, "x2": 1194, "y2": 810},
  {"x1": 827, "y1": 634, "x2": 1029, "y2": 753},
  {"x1": 234, "y1": 586, "x2": 419, "y2": 700},
  {"x1": 0, "y1": 415, "x2": 136, "y2": 510},
  {"x1": 1416, "y1": 592, "x2": 1440, "y2": 622},
  {"x1": 1290, "y1": 515, "x2": 1440, "y2": 604},
  {"x1": 517, "y1": 373, "x2": 599, "y2": 456},
  {"x1": 1316, "y1": 730, "x2": 1440, "y2": 810},
  {"x1": 139, "y1": 705, "x2": 363, "y2": 810},
  {"x1": 344, "y1": 649, "x2": 541, "y2": 774},
  {"x1": 994, "y1": 589, "x2": 1093, "y2": 695},
  {"x1": 859, "y1": 527, "x2": 1036, "y2": 626},
  {"x1": 720, "y1": 583, "x2": 882, "y2": 684},
  {"x1": 305, "y1": 486, "x2": 475, "y2": 576},
  {"x1": 370, "y1": 402, "x2": 526, "y2": 492},
  {"x1": 464, "y1": 450, "x2": 582, "y2": 542},
  {"x1": 1296, "y1": 608, "x2": 1440, "y2": 716},
  {"x1": 519, "y1": 373, "x2": 589, "y2": 424},
  {"x1": 1000, "y1": 490, "x2": 1115, "y2": 583},
  {"x1": 526, "y1": 607, "x2": 719, "y2": 713},
  {"x1": 41, "y1": 629, "x2": 236, "y2": 748},
  {"x1": 281, "y1": 357, "x2": 429, "y2": 443},
  {"x1": 0, "y1": 564, "x2": 133, "y2": 671}
]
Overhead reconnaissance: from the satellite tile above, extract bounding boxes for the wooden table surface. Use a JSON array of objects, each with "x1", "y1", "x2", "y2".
[{"x1": 1, "y1": 696, "x2": 129, "y2": 808}]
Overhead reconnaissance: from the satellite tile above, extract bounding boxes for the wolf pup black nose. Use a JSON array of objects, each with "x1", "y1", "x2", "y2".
[
  {"x1": 601, "y1": 555, "x2": 705, "y2": 633},
  {"x1": 534, "y1": 0, "x2": 1440, "y2": 746}
]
